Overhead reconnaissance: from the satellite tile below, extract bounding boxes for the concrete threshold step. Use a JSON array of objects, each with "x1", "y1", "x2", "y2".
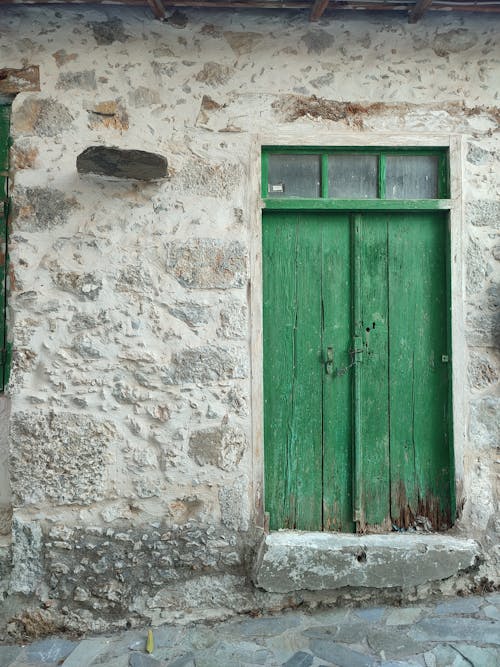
[{"x1": 253, "y1": 532, "x2": 480, "y2": 593}]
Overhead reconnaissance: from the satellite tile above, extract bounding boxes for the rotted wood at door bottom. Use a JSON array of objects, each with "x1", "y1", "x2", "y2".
[{"x1": 263, "y1": 210, "x2": 453, "y2": 533}]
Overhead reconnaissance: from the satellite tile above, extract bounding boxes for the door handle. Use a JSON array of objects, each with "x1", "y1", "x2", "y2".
[{"x1": 325, "y1": 346, "x2": 334, "y2": 374}]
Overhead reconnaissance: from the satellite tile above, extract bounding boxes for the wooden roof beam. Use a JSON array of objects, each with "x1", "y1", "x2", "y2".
[
  {"x1": 408, "y1": 0, "x2": 433, "y2": 22},
  {"x1": 310, "y1": 0, "x2": 330, "y2": 21},
  {"x1": 148, "y1": 0, "x2": 166, "y2": 19}
]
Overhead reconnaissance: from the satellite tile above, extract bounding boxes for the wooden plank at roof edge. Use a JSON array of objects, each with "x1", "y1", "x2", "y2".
[
  {"x1": 148, "y1": 0, "x2": 166, "y2": 18},
  {"x1": 0, "y1": 66, "x2": 40, "y2": 95},
  {"x1": 310, "y1": 0, "x2": 330, "y2": 21},
  {"x1": 408, "y1": 0, "x2": 433, "y2": 22}
]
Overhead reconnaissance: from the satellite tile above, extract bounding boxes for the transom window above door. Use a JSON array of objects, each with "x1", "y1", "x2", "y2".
[{"x1": 263, "y1": 147, "x2": 449, "y2": 201}]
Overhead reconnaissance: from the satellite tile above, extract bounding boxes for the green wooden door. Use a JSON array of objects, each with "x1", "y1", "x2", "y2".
[{"x1": 263, "y1": 210, "x2": 452, "y2": 532}]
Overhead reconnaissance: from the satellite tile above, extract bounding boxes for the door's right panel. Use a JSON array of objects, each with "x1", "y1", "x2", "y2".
[{"x1": 388, "y1": 211, "x2": 452, "y2": 530}]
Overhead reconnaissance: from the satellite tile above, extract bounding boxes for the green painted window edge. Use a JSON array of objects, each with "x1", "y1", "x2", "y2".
[
  {"x1": 0, "y1": 104, "x2": 11, "y2": 393},
  {"x1": 261, "y1": 146, "x2": 450, "y2": 204}
]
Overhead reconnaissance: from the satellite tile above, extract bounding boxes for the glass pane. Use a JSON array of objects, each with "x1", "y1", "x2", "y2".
[
  {"x1": 268, "y1": 154, "x2": 321, "y2": 198},
  {"x1": 328, "y1": 154, "x2": 378, "y2": 199},
  {"x1": 386, "y1": 155, "x2": 439, "y2": 199}
]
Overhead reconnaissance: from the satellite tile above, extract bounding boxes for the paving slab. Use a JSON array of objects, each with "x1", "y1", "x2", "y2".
[
  {"x1": 0, "y1": 645, "x2": 23, "y2": 666},
  {"x1": 24, "y1": 638, "x2": 76, "y2": 664},
  {"x1": 354, "y1": 607, "x2": 385, "y2": 623},
  {"x1": 411, "y1": 617, "x2": 500, "y2": 645},
  {"x1": 450, "y1": 644, "x2": 499, "y2": 667},
  {"x1": 433, "y1": 597, "x2": 482, "y2": 615},
  {"x1": 281, "y1": 651, "x2": 314, "y2": 667},
  {"x1": 309, "y1": 640, "x2": 377, "y2": 667},
  {"x1": 61, "y1": 638, "x2": 107, "y2": 666},
  {"x1": 385, "y1": 607, "x2": 425, "y2": 626},
  {"x1": 366, "y1": 627, "x2": 428, "y2": 660}
]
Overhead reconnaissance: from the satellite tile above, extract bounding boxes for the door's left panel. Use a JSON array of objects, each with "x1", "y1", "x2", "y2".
[{"x1": 263, "y1": 211, "x2": 353, "y2": 531}]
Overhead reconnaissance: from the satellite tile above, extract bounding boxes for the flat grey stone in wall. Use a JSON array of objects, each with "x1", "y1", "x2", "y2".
[
  {"x1": 469, "y1": 396, "x2": 500, "y2": 449},
  {"x1": 466, "y1": 309, "x2": 500, "y2": 348},
  {"x1": 88, "y1": 18, "x2": 129, "y2": 45},
  {"x1": 162, "y1": 345, "x2": 248, "y2": 384},
  {"x1": 168, "y1": 302, "x2": 210, "y2": 328},
  {"x1": 254, "y1": 533, "x2": 480, "y2": 593},
  {"x1": 166, "y1": 239, "x2": 247, "y2": 289},
  {"x1": 77, "y1": 147, "x2": 168, "y2": 181},
  {"x1": 10, "y1": 517, "x2": 43, "y2": 594},
  {"x1": 432, "y1": 28, "x2": 478, "y2": 57},
  {"x1": 467, "y1": 143, "x2": 493, "y2": 165},
  {"x1": 57, "y1": 70, "x2": 97, "y2": 91},
  {"x1": 10, "y1": 412, "x2": 116, "y2": 506}
]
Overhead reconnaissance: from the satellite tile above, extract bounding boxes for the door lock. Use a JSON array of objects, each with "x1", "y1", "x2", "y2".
[{"x1": 325, "y1": 346, "x2": 334, "y2": 374}]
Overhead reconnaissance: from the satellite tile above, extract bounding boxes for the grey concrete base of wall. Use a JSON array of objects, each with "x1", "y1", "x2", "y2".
[{"x1": 253, "y1": 532, "x2": 481, "y2": 594}]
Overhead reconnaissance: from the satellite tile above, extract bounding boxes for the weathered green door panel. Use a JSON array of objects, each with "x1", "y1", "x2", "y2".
[
  {"x1": 388, "y1": 212, "x2": 451, "y2": 530},
  {"x1": 263, "y1": 213, "x2": 324, "y2": 530},
  {"x1": 321, "y1": 215, "x2": 354, "y2": 532},
  {"x1": 263, "y1": 209, "x2": 452, "y2": 533},
  {"x1": 355, "y1": 214, "x2": 391, "y2": 530}
]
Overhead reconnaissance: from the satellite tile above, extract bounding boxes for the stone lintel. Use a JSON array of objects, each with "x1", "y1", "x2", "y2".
[
  {"x1": 0, "y1": 66, "x2": 40, "y2": 94},
  {"x1": 253, "y1": 532, "x2": 481, "y2": 593}
]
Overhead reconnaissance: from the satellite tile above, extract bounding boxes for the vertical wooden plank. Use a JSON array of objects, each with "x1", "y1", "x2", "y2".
[
  {"x1": 322, "y1": 213, "x2": 354, "y2": 532},
  {"x1": 263, "y1": 212, "x2": 296, "y2": 529},
  {"x1": 389, "y1": 212, "x2": 451, "y2": 529},
  {"x1": 357, "y1": 213, "x2": 391, "y2": 530},
  {"x1": 263, "y1": 212, "x2": 323, "y2": 530},
  {"x1": 293, "y1": 215, "x2": 323, "y2": 528},
  {"x1": 352, "y1": 214, "x2": 363, "y2": 525}
]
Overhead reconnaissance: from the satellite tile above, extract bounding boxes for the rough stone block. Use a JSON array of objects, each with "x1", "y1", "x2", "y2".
[
  {"x1": 77, "y1": 146, "x2": 168, "y2": 181},
  {"x1": 175, "y1": 159, "x2": 244, "y2": 198},
  {"x1": 253, "y1": 533, "x2": 480, "y2": 593},
  {"x1": 14, "y1": 186, "x2": 79, "y2": 231},
  {"x1": 468, "y1": 351, "x2": 499, "y2": 390},
  {"x1": 217, "y1": 301, "x2": 247, "y2": 339},
  {"x1": 195, "y1": 62, "x2": 234, "y2": 85},
  {"x1": 466, "y1": 200, "x2": 500, "y2": 229},
  {"x1": 10, "y1": 412, "x2": 116, "y2": 506},
  {"x1": 13, "y1": 97, "x2": 73, "y2": 137},
  {"x1": 53, "y1": 270, "x2": 103, "y2": 300},
  {"x1": 189, "y1": 425, "x2": 247, "y2": 471},
  {"x1": 467, "y1": 235, "x2": 491, "y2": 295},
  {"x1": 166, "y1": 239, "x2": 247, "y2": 289}
]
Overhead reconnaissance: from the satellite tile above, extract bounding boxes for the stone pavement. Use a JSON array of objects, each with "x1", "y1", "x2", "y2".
[{"x1": 1, "y1": 593, "x2": 499, "y2": 667}]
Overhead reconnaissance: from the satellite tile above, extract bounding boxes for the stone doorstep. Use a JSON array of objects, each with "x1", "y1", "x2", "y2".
[{"x1": 253, "y1": 532, "x2": 481, "y2": 594}]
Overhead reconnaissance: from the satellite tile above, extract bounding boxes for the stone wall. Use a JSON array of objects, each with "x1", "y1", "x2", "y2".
[{"x1": 0, "y1": 6, "x2": 498, "y2": 633}]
